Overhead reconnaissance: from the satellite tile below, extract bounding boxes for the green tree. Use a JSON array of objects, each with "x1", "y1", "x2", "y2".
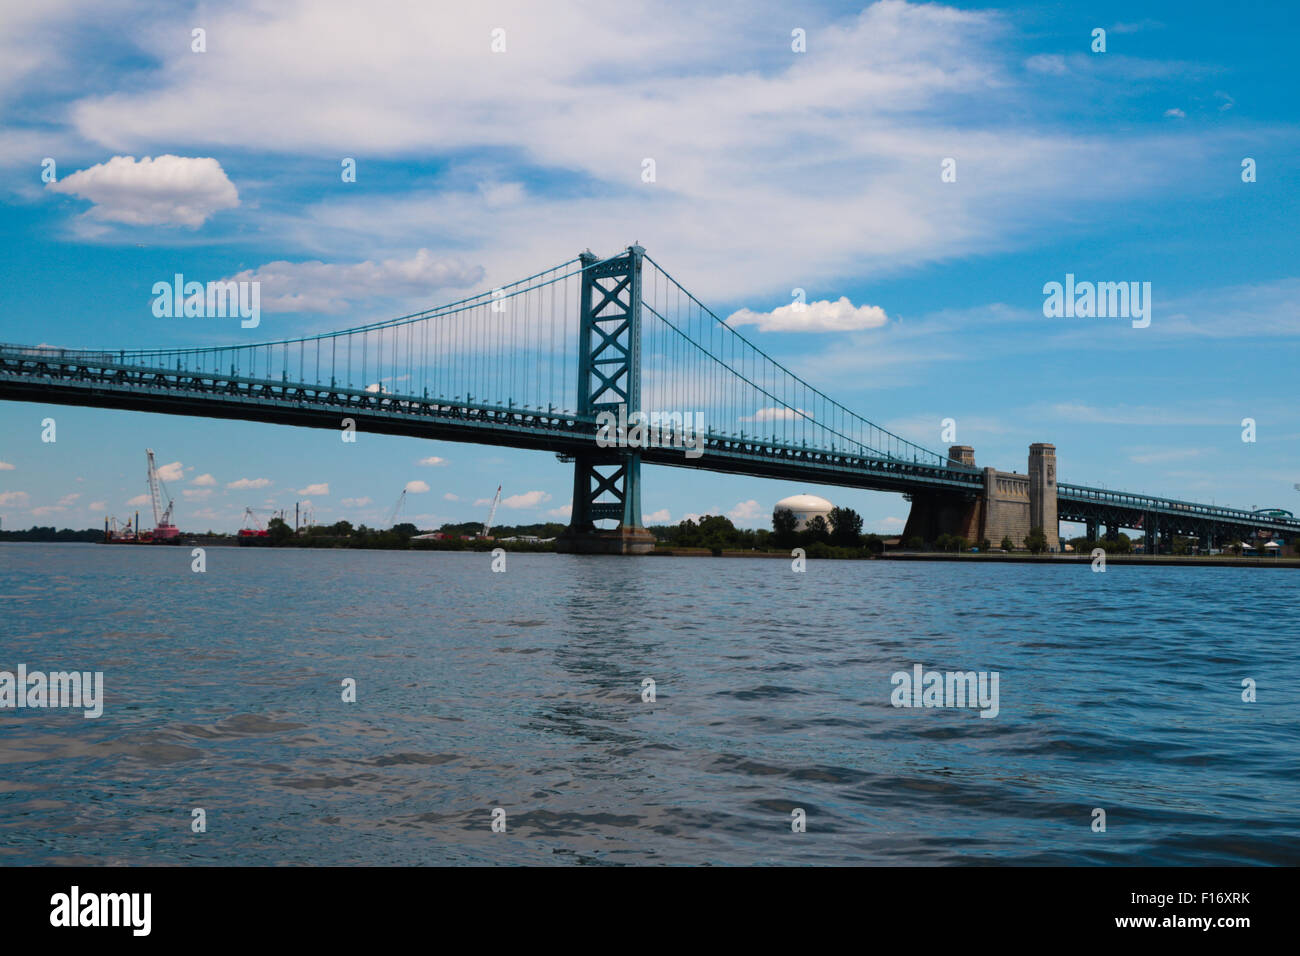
[
  {"x1": 674, "y1": 517, "x2": 701, "y2": 548},
  {"x1": 803, "y1": 515, "x2": 830, "y2": 545},
  {"x1": 827, "y1": 506, "x2": 864, "y2": 547},
  {"x1": 979, "y1": 539, "x2": 991, "y2": 553},
  {"x1": 1024, "y1": 527, "x2": 1047, "y2": 554},
  {"x1": 904, "y1": 535, "x2": 925, "y2": 551},
  {"x1": 772, "y1": 508, "x2": 798, "y2": 548},
  {"x1": 267, "y1": 516, "x2": 293, "y2": 545},
  {"x1": 697, "y1": 514, "x2": 739, "y2": 553},
  {"x1": 1000, "y1": 535, "x2": 1014, "y2": 551}
]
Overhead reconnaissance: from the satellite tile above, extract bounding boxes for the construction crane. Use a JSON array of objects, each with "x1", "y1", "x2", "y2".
[
  {"x1": 145, "y1": 448, "x2": 180, "y2": 539},
  {"x1": 387, "y1": 489, "x2": 407, "y2": 528},
  {"x1": 238, "y1": 507, "x2": 269, "y2": 538},
  {"x1": 482, "y1": 485, "x2": 502, "y2": 538}
]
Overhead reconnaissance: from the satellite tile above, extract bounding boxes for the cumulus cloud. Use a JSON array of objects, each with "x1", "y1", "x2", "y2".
[
  {"x1": 442, "y1": 492, "x2": 459, "y2": 501},
  {"x1": 1164, "y1": 108, "x2": 1186, "y2": 118},
  {"x1": 418, "y1": 456, "x2": 446, "y2": 466},
  {"x1": 546, "y1": 503, "x2": 572, "y2": 519},
  {"x1": 89, "y1": 500, "x2": 107, "y2": 510},
  {"x1": 183, "y1": 488, "x2": 212, "y2": 499},
  {"x1": 643, "y1": 508, "x2": 671, "y2": 524},
  {"x1": 227, "y1": 477, "x2": 271, "y2": 490},
  {"x1": 45, "y1": 155, "x2": 238, "y2": 227},
  {"x1": 341, "y1": 496, "x2": 372, "y2": 507},
  {"x1": 727, "y1": 500, "x2": 765, "y2": 525},
  {"x1": 499, "y1": 490, "x2": 550, "y2": 509},
  {"x1": 127, "y1": 493, "x2": 150, "y2": 506},
  {"x1": 741, "y1": 406, "x2": 812, "y2": 423},
  {"x1": 0, "y1": 460, "x2": 14, "y2": 470},
  {"x1": 225, "y1": 249, "x2": 484, "y2": 313},
  {"x1": 191, "y1": 473, "x2": 216, "y2": 486},
  {"x1": 155, "y1": 460, "x2": 184, "y2": 481},
  {"x1": 727, "y1": 297, "x2": 888, "y2": 333},
  {"x1": 297, "y1": 483, "x2": 329, "y2": 495},
  {"x1": 404, "y1": 480, "x2": 430, "y2": 493}
]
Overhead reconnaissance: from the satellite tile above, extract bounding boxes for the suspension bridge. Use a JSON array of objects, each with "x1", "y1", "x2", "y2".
[{"x1": 1, "y1": 245, "x2": 1296, "y2": 554}]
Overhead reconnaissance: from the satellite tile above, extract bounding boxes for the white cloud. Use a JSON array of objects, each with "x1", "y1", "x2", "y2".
[
  {"x1": 51, "y1": 0, "x2": 1222, "y2": 302},
  {"x1": 227, "y1": 477, "x2": 271, "y2": 490},
  {"x1": 1050, "y1": 403, "x2": 1230, "y2": 427},
  {"x1": 643, "y1": 508, "x2": 672, "y2": 524},
  {"x1": 58, "y1": 493, "x2": 81, "y2": 506},
  {"x1": 225, "y1": 250, "x2": 483, "y2": 314},
  {"x1": 442, "y1": 492, "x2": 459, "y2": 501},
  {"x1": 297, "y1": 483, "x2": 330, "y2": 496},
  {"x1": 46, "y1": 155, "x2": 238, "y2": 227},
  {"x1": 88, "y1": 500, "x2": 107, "y2": 510},
  {"x1": 404, "y1": 480, "x2": 430, "y2": 493},
  {"x1": 502, "y1": 490, "x2": 551, "y2": 509},
  {"x1": 32, "y1": 505, "x2": 67, "y2": 517},
  {"x1": 1164, "y1": 108, "x2": 1186, "y2": 118},
  {"x1": 0, "y1": 461, "x2": 14, "y2": 470},
  {"x1": 1112, "y1": 19, "x2": 1164, "y2": 34},
  {"x1": 741, "y1": 406, "x2": 811, "y2": 423},
  {"x1": 155, "y1": 460, "x2": 184, "y2": 482},
  {"x1": 727, "y1": 297, "x2": 888, "y2": 333},
  {"x1": 546, "y1": 503, "x2": 572, "y2": 519},
  {"x1": 727, "y1": 499, "x2": 765, "y2": 525},
  {"x1": 127, "y1": 493, "x2": 150, "y2": 506},
  {"x1": 1128, "y1": 448, "x2": 1204, "y2": 465},
  {"x1": 418, "y1": 456, "x2": 447, "y2": 466},
  {"x1": 1025, "y1": 54, "x2": 1067, "y2": 75},
  {"x1": 341, "y1": 496, "x2": 372, "y2": 507},
  {"x1": 191, "y1": 473, "x2": 216, "y2": 486},
  {"x1": 183, "y1": 488, "x2": 212, "y2": 499}
]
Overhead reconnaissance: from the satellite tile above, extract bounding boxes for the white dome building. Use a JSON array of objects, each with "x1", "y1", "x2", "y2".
[{"x1": 774, "y1": 493, "x2": 834, "y2": 531}]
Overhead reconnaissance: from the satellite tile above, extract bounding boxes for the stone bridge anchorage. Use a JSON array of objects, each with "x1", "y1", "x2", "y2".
[
  {"x1": 902, "y1": 443, "x2": 1060, "y2": 551},
  {"x1": 902, "y1": 442, "x2": 1294, "y2": 553}
]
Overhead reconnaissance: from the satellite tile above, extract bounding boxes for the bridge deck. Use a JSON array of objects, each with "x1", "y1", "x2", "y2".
[{"x1": 3, "y1": 345, "x2": 1297, "y2": 540}]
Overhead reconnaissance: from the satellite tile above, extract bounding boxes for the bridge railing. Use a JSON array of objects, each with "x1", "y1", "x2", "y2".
[{"x1": 1059, "y1": 482, "x2": 1300, "y2": 531}]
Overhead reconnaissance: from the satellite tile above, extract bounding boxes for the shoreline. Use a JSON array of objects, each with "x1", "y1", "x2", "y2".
[{"x1": 6, "y1": 540, "x2": 1297, "y2": 567}]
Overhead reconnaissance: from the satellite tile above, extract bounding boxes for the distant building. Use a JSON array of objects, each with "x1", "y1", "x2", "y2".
[{"x1": 774, "y1": 493, "x2": 834, "y2": 531}]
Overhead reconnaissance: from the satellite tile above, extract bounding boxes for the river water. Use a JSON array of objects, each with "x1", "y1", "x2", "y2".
[{"x1": 1, "y1": 543, "x2": 1296, "y2": 865}]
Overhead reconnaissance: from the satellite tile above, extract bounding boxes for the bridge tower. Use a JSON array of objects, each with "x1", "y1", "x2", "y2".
[
  {"x1": 555, "y1": 246, "x2": 656, "y2": 555},
  {"x1": 1028, "y1": 443, "x2": 1059, "y2": 552}
]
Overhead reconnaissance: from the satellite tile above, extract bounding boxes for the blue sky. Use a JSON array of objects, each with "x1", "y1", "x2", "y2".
[{"x1": 1, "y1": 0, "x2": 1297, "y2": 535}]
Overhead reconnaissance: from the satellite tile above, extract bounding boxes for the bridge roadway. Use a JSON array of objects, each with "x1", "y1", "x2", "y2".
[
  {"x1": 3, "y1": 344, "x2": 1299, "y2": 543},
  {"x1": 0, "y1": 345, "x2": 982, "y2": 496}
]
